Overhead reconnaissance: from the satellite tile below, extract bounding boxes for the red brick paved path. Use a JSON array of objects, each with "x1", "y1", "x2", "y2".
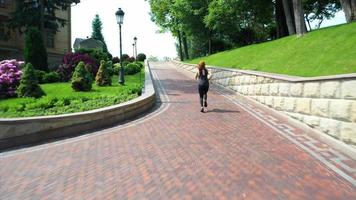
[{"x1": 0, "y1": 62, "x2": 355, "y2": 199}]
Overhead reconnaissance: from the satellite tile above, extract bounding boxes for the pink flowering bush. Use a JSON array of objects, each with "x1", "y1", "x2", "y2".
[{"x1": 0, "y1": 59, "x2": 23, "y2": 98}]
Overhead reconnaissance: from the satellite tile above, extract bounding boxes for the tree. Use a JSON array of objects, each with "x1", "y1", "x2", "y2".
[
  {"x1": 282, "y1": 0, "x2": 296, "y2": 35},
  {"x1": 91, "y1": 14, "x2": 108, "y2": 53},
  {"x1": 24, "y1": 27, "x2": 48, "y2": 72},
  {"x1": 275, "y1": 0, "x2": 290, "y2": 38},
  {"x1": 339, "y1": 0, "x2": 356, "y2": 22},
  {"x1": 304, "y1": 0, "x2": 341, "y2": 30},
  {"x1": 293, "y1": 0, "x2": 307, "y2": 36},
  {"x1": 95, "y1": 60, "x2": 112, "y2": 86},
  {"x1": 71, "y1": 61, "x2": 92, "y2": 92},
  {"x1": 17, "y1": 63, "x2": 45, "y2": 98},
  {"x1": 9, "y1": 0, "x2": 80, "y2": 34}
]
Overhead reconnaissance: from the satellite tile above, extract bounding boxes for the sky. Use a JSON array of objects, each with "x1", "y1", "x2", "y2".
[
  {"x1": 71, "y1": 0, "x2": 177, "y2": 59},
  {"x1": 71, "y1": 0, "x2": 347, "y2": 59}
]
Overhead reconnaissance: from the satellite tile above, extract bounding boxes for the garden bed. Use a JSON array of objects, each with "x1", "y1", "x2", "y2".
[{"x1": 0, "y1": 71, "x2": 144, "y2": 118}]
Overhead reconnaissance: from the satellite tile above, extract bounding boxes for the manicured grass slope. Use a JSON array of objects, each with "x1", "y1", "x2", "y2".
[
  {"x1": 189, "y1": 23, "x2": 356, "y2": 77},
  {"x1": 0, "y1": 71, "x2": 144, "y2": 118}
]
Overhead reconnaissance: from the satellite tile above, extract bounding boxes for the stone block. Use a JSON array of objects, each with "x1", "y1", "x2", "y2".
[
  {"x1": 319, "y1": 118, "x2": 340, "y2": 138},
  {"x1": 341, "y1": 80, "x2": 356, "y2": 99},
  {"x1": 258, "y1": 96, "x2": 265, "y2": 104},
  {"x1": 250, "y1": 76, "x2": 257, "y2": 84},
  {"x1": 295, "y1": 98, "x2": 311, "y2": 115},
  {"x1": 242, "y1": 86, "x2": 249, "y2": 95},
  {"x1": 287, "y1": 112, "x2": 304, "y2": 121},
  {"x1": 249, "y1": 85, "x2": 255, "y2": 95},
  {"x1": 320, "y1": 81, "x2": 340, "y2": 98},
  {"x1": 255, "y1": 85, "x2": 262, "y2": 95},
  {"x1": 290, "y1": 83, "x2": 303, "y2": 97},
  {"x1": 257, "y1": 77, "x2": 265, "y2": 84},
  {"x1": 303, "y1": 82, "x2": 320, "y2": 98},
  {"x1": 311, "y1": 99, "x2": 329, "y2": 118},
  {"x1": 351, "y1": 101, "x2": 356, "y2": 123},
  {"x1": 329, "y1": 100, "x2": 351, "y2": 122},
  {"x1": 265, "y1": 97, "x2": 274, "y2": 107},
  {"x1": 273, "y1": 97, "x2": 284, "y2": 111},
  {"x1": 340, "y1": 123, "x2": 356, "y2": 144},
  {"x1": 270, "y1": 83, "x2": 279, "y2": 96},
  {"x1": 279, "y1": 83, "x2": 290, "y2": 97},
  {"x1": 261, "y1": 84, "x2": 270, "y2": 95},
  {"x1": 284, "y1": 98, "x2": 295, "y2": 112},
  {"x1": 303, "y1": 116, "x2": 320, "y2": 128},
  {"x1": 232, "y1": 86, "x2": 239, "y2": 92}
]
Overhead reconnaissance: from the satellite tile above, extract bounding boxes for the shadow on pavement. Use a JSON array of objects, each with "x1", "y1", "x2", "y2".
[{"x1": 206, "y1": 108, "x2": 240, "y2": 113}]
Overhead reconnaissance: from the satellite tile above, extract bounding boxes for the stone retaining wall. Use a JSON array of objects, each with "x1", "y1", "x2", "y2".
[
  {"x1": 0, "y1": 61, "x2": 156, "y2": 150},
  {"x1": 173, "y1": 61, "x2": 356, "y2": 145}
]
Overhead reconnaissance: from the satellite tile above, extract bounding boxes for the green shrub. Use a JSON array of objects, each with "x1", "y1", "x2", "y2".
[
  {"x1": 43, "y1": 72, "x2": 60, "y2": 83},
  {"x1": 71, "y1": 61, "x2": 93, "y2": 91},
  {"x1": 17, "y1": 63, "x2": 45, "y2": 98},
  {"x1": 137, "y1": 53, "x2": 146, "y2": 62},
  {"x1": 95, "y1": 60, "x2": 112, "y2": 86},
  {"x1": 113, "y1": 63, "x2": 121, "y2": 75},
  {"x1": 106, "y1": 61, "x2": 114, "y2": 76},
  {"x1": 134, "y1": 61, "x2": 144, "y2": 69},
  {"x1": 124, "y1": 63, "x2": 141, "y2": 75},
  {"x1": 35, "y1": 70, "x2": 46, "y2": 84},
  {"x1": 76, "y1": 48, "x2": 109, "y2": 63},
  {"x1": 24, "y1": 27, "x2": 48, "y2": 72}
]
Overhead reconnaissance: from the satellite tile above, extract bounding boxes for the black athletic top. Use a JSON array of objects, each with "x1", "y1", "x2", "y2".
[{"x1": 198, "y1": 69, "x2": 209, "y2": 86}]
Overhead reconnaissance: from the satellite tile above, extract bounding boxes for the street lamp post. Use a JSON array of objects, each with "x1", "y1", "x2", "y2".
[
  {"x1": 134, "y1": 36, "x2": 137, "y2": 60},
  {"x1": 115, "y1": 8, "x2": 125, "y2": 85},
  {"x1": 132, "y1": 43, "x2": 135, "y2": 58}
]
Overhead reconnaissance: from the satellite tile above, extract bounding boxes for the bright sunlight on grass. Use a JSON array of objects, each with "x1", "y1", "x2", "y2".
[{"x1": 189, "y1": 22, "x2": 356, "y2": 77}]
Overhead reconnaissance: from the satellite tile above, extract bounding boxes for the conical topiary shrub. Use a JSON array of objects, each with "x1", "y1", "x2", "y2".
[
  {"x1": 71, "y1": 61, "x2": 93, "y2": 91},
  {"x1": 17, "y1": 63, "x2": 45, "y2": 98},
  {"x1": 24, "y1": 27, "x2": 49, "y2": 72},
  {"x1": 95, "y1": 60, "x2": 112, "y2": 86}
]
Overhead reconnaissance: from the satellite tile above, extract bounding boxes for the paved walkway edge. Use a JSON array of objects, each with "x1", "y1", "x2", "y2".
[{"x1": 0, "y1": 61, "x2": 156, "y2": 151}]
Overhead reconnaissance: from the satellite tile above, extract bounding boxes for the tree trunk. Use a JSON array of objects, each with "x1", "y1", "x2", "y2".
[
  {"x1": 293, "y1": 0, "x2": 307, "y2": 36},
  {"x1": 305, "y1": 14, "x2": 312, "y2": 31},
  {"x1": 276, "y1": 0, "x2": 289, "y2": 38},
  {"x1": 282, "y1": 0, "x2": 296, "y2": 35},
  {"x1": 177, "y1": 30, "x2": 184, "y2": 61},
  {"x1": 182, "y1": 32, "x2": 189, "y2": 60},
  {"x1": 340, "y1": 0, "x2": 356, "y2": 22}
]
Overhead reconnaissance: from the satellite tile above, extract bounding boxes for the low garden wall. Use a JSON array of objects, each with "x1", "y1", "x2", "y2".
[
  {"x1": 173, "y1": 60, "x2": 356, "y2": 146},
  {"x1": 0, "y1": 61, "x2": 156, "y2": 150}
]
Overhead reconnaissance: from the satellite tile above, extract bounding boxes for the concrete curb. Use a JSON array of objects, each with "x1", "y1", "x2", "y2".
[{"x1": 0, "y1": 61, "x2": 156, "y2": 150}]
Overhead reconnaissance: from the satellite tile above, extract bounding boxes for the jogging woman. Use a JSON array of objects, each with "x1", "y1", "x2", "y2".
[{"x1": 195, "y1": 61, "x2": 211, "y2": 113}]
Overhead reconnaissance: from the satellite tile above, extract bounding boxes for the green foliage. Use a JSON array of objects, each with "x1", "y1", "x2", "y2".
[
  {"x1": 24, "y1": 27, "x2": 48, "y2": 71},
  {"x1": 0, "y1": 74, "x2": 144, "y2": 118},
  {"x1": 43, "y1": 72, "x2": 60, "y2": 83},
  {"x1": 71, "y1": 61, "x2": 93, "y2": 91},
  {"x1": 189, "y1": 23, "x2": 356, "y2": 77},
  {"x1": 124, "y1": 63, "x2": 141, "y2": 75},
  {"x1": 36, "y1": 70, "x2": 60, "y2": 83},
  {"x1": 91, "y1": 14, "x2": 108, "y2": 53},
  {"x1": 137, "y1": 53, "x2": 147, "y2": 61},
  {"x1": 17, "y1": 63, "x2": 45, "y2": 98},
  {"x1": 8, "y1": 0, "x2": 80, "y2": 34},
  {"x1": 76, "y1": 48, "x2": 110, "y2": 63},
  {"x1": 35, "y1": 70, "x2": 46, "y2": 84},
  {"x1": 95, "y1": 60, "x2": 112, "y2": 86}
]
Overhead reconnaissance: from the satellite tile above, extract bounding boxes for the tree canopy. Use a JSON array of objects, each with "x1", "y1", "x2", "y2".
[
  {"x1": 8, "y1": 0, "x2": 80, "y2": 34},
  {"x1": 91, "y1": 14, "x2": 108, "y2": 53},
  {"x1": 148, "y1": 0, "x2": 350, "y2": 60}
]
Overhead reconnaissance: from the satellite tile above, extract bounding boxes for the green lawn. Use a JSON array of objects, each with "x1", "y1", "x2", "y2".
[
  {"x1": 189, "y1": 22, "x2": 356, "y2": 77},
  {"x1": 0, "y1": 70, "x2": 145, "y2": 118}
]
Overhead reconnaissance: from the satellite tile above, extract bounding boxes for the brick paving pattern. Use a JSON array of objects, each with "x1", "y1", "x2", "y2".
[{"x1": 0, "y1": 62, "x2": 355, "y2": 199}]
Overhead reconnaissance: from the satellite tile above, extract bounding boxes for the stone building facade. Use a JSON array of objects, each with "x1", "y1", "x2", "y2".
[{"x1": 0, "y1": 0, "x2": 71, "y2": 69}]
